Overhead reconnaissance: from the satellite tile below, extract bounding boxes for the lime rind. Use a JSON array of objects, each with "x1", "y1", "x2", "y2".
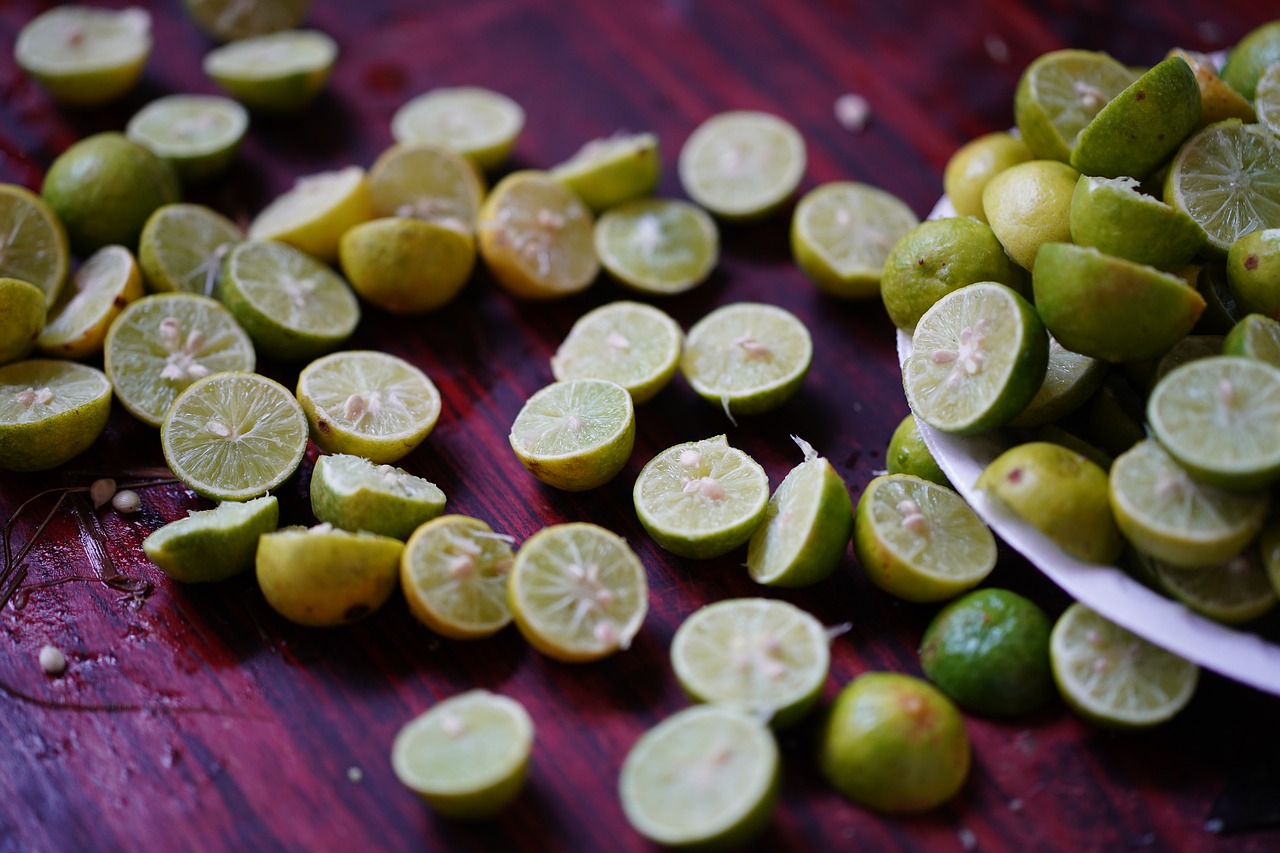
[
  {"x1": 142, "y1": 494, "x2": 279, "y2": 583},
  {"x1": 1013, "y1": 49, "x2": 1137, "y2": 161},
  {"x1": 400, "y1": 515, "x2": 514, "y2": 640},
  {"x1": 310, "y1": 453, "x2": 446, "y2": 541},
  {"x1": 1068, "y1": 175, "x2": 1207, "y2": 269},
  {"x1": 1148, "y1": 548, "x2": 1278, "y2": 625}
]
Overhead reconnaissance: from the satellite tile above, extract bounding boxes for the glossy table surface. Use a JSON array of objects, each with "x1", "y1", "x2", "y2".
[{"x1": 1, "y1": 1, "x2": 1279, "y2": 851}]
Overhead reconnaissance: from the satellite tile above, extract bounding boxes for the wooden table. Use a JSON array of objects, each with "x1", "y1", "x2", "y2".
[{"x1": 2, "y1": 1, "x2": 1279, "y2": 850}]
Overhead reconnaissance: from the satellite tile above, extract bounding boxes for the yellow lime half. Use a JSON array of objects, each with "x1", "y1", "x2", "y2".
[
  {"x1": 400, "y1": 515, "x2": 514, "y2": 640},
  {"x1": 38, "y1": 244, "x2": 144, "y2": 359},
  {"x1": 0, "y1": 359, "x2": 112, "y2": 472},
  {"x1": 15, "y1": 6, "x2": 152, "y2": 106}
]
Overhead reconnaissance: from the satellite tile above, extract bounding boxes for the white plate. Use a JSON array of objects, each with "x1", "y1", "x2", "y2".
[{"x1": 892, "y1": 194, "x2": 1280, "y2": 697}]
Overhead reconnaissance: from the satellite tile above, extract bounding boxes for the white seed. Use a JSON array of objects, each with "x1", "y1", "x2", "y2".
[
  {"x1": 111, "y1": 490, "x2": 141, "y2": 514},
  {"x1": 733, "y1": 335, "x2": 771, "y2": 358},
  {"x1": 159, "y1": 316, "x2": 181, "y2": 350},
  {"x1": 90, "y1": 478, "x2": 117, "y2": 509},
  {"x1": 605, "y1": 331, "x2": 631, "y2": 351},
  {"x1": 678, "y1": 449, "x2": 702, "y2": 468},
  {"x1": 440, "y1": 713, "x2": 466, "y2": 738},
  {"x1": 205, "y1": 418, "x2": 233, "y2": 439},
  {"x1": 682, "y1": 476, "x2": 726, "y2": 500},
  {"x1": 593, "y1": 621, "x2": 619, "y2": 647},
  {"x1": 347, "y1": 766, "x2": 363, "y2": 783},
  {"x1": 39, "y1": 645, "x2": 67, "y2": 676},
  {"x1": 834, "y1": 92, "x2": 871, "y2": 132}
]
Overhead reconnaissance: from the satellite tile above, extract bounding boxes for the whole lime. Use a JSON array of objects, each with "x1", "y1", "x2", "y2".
[
  {"x1": 41, "y1": 132, "x2": 180, "y2": 255},
  {"x1": 1221, "y1": 20, "x2": 1280, "y2": 100},
  {"x1": 920, "y1": 588, "x2": 1053, "y2": 717},
  {"x1": 885, "y1": 413, "x2": 949, "y2": 486},
  {"x1": 0, "y1": 278, "x2": 47, "y2": 365},
  {"x1": 982, "y1": 159, "x2": 1079, "y2": 270},
  {"x1": 817, "y1": 672, "x2": 970, "y2": 814},
  {"x1": 1227, "y1": 228, "x2": 1280, "y2": 319},
  {"x1": 942, "y1": 131, "x2": 1033, "y2": 222}
]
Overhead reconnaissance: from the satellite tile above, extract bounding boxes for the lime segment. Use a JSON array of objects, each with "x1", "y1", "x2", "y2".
[
  {"x1": 310, "y1": 453, "x2": 446, "y2": 541},
  {"x1": 38, "y1": 244, "x2": 144, "y2": 359},
  {"x1": 1224, "y1": 313, "x2": 1280, "y2": 367},
  {"x1": 400, "y1": 515, "x2": 515, "y2": 640},
  {"x1": 551, "y1": 132, "x2": 661, "y2": 212},
  {"x1": 247, "y1": 166, "x2": 373, "y2": 263},
  {"x1": 143, "y1": 495, "x2": 279, "y2": 583}
]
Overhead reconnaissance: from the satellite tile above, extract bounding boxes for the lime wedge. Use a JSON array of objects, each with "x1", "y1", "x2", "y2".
[
  {"x1": 593, "y1": 198, "x2": 718, "y2": 295},
  {"x1": 142, "y1": 495, "x2": 279, "y2": 583},
  {"x1": 0, "y1": 359, "x2": 112, "y2": 472},
  {"x1": 551, "y1": 132, "x2": 660, "y2": 212},
  {"x1": 38, "y1": 244, "x2": 144, "y2": 359},
  {"x1": 550, "y1": 300, "x2": 683, "y2": 404},
  {"x1": 247, "y1": 165, "x2": 373, "y2": 263},
  {"x1": 184, "y1": 0, "x2": 311, "y2": 42},
  {"x1": 310, "y1": 453, "x2": 446, "y2": 541},
  {"x1": 509, "y1": 378, "x2": 635, "y2": 492},
  {"x1": 391, "y1": 87, "x2": 525, "y2": 172},
  {"x1": 0, "y1": 183, "x2": 69, "y2": 307},
  {"x1": 1012, "y1": 49, "x2": 1137, "y2": 161},
  {"x1": 367, "y1": 142, "x2": 485, "y2": 233},
  {"x1": 126, "y1": 94, "x2": 249, "y2": 182},
  {"x1": 678, "y1": 111, "x2": 805, "y2": 220},
  {"x1": 203, "y1": 29, "x2": 337, "y2": 113},
  {"x1": 1068, "y1": 175, "x2": 1207, "y2": 270},
  {"x1": 138, "y1": 203, "x2": 242, "y2": 296},
  {"x1": 681, "y1": 302, "x2": 812, "y2": 417},
  {"x1": 1224, "y1": 313, "x2": 1280, "y2": 367},
  {"x1": 255, "y1": 524, "x2": 403, "y2": 626},
  {"x1": 400, "y1": 515, "x2": 514, "y2": 640},
  {"x1": 1008, "y1": 335, "x2": 1106, "y2": 428},
  {"x1": 0, "y1": 279, "x2": 45, "y2": 365},
  {"x1": 15, "y1": 6, "x2": 152, "y2": 106}
]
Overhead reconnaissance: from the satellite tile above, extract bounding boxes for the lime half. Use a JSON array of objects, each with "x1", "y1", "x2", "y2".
[
  {"x1": 139, "y1": 203, "x2": 242, "y2": 295},
  {"x1": 367, "y1": 142, "x2": 485, "y2": 233},
  {"x1": 0, "y1": 360, "x2": 112, "y2": 472},
  {"x1": 551, "y1": 132, "x2": 661, "y2": 212},
  {"x1": 594, "y1": 198, "x2": 718, "y2": 295},
  {"x1": 678, "y1": 111, "x2": 805, "y2": 220},
  {"x1": 256, "y1": 524, "x2": 403, "y2": 626},
  {"x1": 126, "y1": 94, "x2": 249, "y2": 182},
  {"x1": 38, "y1": 244, "x2": 144, "y2": 359},
  {"x1": 203, "y1": 29, "x2": 337, "y2": 113},
  {"x1": 681, "y1": 302, "x2": 812, "y2": 417},
  {"x1": 509, "y1": 379, "x2": 635, "y2": 492},
  {"x1": 400, "y1": 515, "x2": 514, "y2": 640},
  {"x1": 391, "y1": 87, "x2": 525, "y2": 172},
  {"x1": 143, "y1": 494, "x2": 279, "y2": 583},
  {"x1": 247, "y1": 166, "x2": 373, "y2": 263},
  {"x1": 550, "y1": 300, "x2": 683, "y2": 403},
  {"x1": 310, "y1": 453, "x2": 446, "y2": 541},
  {"x1": 0, "y1": 184, "x2": 69, "y2": 307},
  {"x1": 1148, "y1": 549, "x2": 1278, "y2": 625},
  {"x1": 15, "y1": 6, "x2": 152, "y2": 106},
  {"x1": 1012, "y1": 49, "x2": 1136, "y2": 161}
]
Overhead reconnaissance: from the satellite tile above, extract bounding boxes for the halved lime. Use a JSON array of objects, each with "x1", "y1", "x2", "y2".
[
  {"x1": 161, "y1": 370, "x2": 309, "y2": 501},
  {"x1": 1007, "y1": 335, "x2": 1106, "y2": 428},
  {"x1": 678, "y1": 111, "x2": 805, "y2": 220},
  {"x1": 885, "y1": 413, "x2": 949, "y2": 487},
  {"x1": 142, "y1": 494, "x2": 278, "y2": 583},
  {"x1": 126, "y1": 94, "x2": 249, "y2": 182},
  {"x1": 507, "y1": 522, "x2": 648, "y2": 662},
  {"x1": 1069, "y1": 175, "x2": 1207, "y2": 270},
  {"x1": 1013, "y1": 49, "x2": 1137, "y2": 162},
  {"x1": 255, "y1": 524, "x2": 403, "y2": 626},
  {"x1": 854, "y1": 473, "x2": 996, "y2": 603},
  {"x1": 942, "y1": 131, "x2": 1033, "y2": 221},
  {"x1": 551, "y1": 132, "x2": 661, "y2": 212},
  {"x1": 0, "y1": 278, "x2": 45, "y2": 366},
  {"x1": 618, "y1": 705, "x2": 778, "y2": 849},
  {"x1": 681, "y1": 302, "x2": 812, "y2": 417},
  {"x1": 509, "y1": 378, "x2": 635, "y2": 492},
  {"x1": 670, "y1": 597, "x2": 829, "y2": 727},
  {"x1": 391, "y1": 87, "x2": 525, "y2": 172},
  {"x1": 203, "y1": 29, "x2": 337, "y2": 113},
  {"x1": 0, "y1": 184, "x2": 69, "y2": 307},
  {"x1": 1221, "y1": 20, "x2": 1280, "y2": 100},
  {"x1": 1146, "y1": 548, "x2": 1278, "y2": 625},
  {"x1": 310, "y1": 453, "x2": 446, "y2": 541},
  {"x1": 367, "y1": 142, "x2": 485, "y2": 233},
  {"x1": 296, "y1": 349, "x2": 441, "y2": 463},
  {"x1": 105, "y1": 292, "x2": 255, "y2": 427},
  {"x1": 593, "y1": 198, "x2": 718, "y2": 295},
  {"x1": 391, "y1": 690, "x2": 534, "y2": 819},
  {"x1": 550, "y1": 300, "x2": 683, "y2": 404},
  {"x1": 1257, "y1": 62, "x2": 1280, "y2": 136},
  {"x1": 247, "y1": 166, "x2": 372, "y2": 263},
  {"x1": 1168, "y1": 48, "x2": 1256, "y2": 128},
  {"x1": 15, "y1": 6, "x2": 152, "y2": 106},
  {"x1": 0, "y1": 359, "x2": 112, "y2": 472},
  {"x1": 38, "y1": 244, "x2": 144, "y2": 359},
  {"x1": 401, "y1": 515, "x2": 514, "y2": 640},
  {"x1": 339, "y1": 216, "x2": 475, "y2": 314},
  {"x1": 184, "y1": 0, "x2": 312, "y2": 42},
  {"x1": 1224, "y1": 313, "x2": 1280, "y2": 367},
  {"x1": 1050, "y1": 601, "x2": 1198, "y2": 728},
  {"x1": 139, "y1": 203, "x2": 242, "y2": 296},
  {"x1": 633, "y1": 435, "x2": 770, "y2": 560},
  {"x1": 220, "y1": 239, "x2": 360, "y2": 361},
  {"x1": 1148, "y1": 333, "x2": 1224, "y2": 392}
]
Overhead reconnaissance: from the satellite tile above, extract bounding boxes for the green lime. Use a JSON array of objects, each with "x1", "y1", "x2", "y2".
[
  {"x1": 920, "y1": 588, "x2": 1053, "y2": 717},
  {"x1": 0, "y1": 278, "x2": 46, "y2": 366},
  {"x1": 37, "y1": 244, "x2": 144, "y2": 359},
  {"x1": 1034, "y1": 424, "x2": 1114, "y2": 473},
  {"x1": 680, "y1": 302, "x2": 812, "y2": 416},
  {"x1": 0, "y1": 359, "x2": 112, "y2": 472},
  {"x1": 1224, "y1": 313, "x2": 1280, "y2": 366},
  {"x1": 391, "y1": 87, "x2": 525, "y2": 172},
  {"x1": 367, "y1": 141, "x2": 485, "y2": 233},
  {"x1": 1192, "y1": 262, "x2": 1243, "y2": 335},
  {"x1": 1260, "y1": 520, "x2": 1280, "y2": 597},
  {"x1": 126, "y1": 94, "x2": 249, "y2": 183},
  {"x1": 203, "y1": 29, "x2": 337, "y2": 113},
  {"x1": 1082, "y1": 373, "x2": 1146, "y2": 460},
  {"x1": 1147, "y1": 333, "x2": 1224, "y2": 393},
  {"x1": 1167, "y1": 48, "x2": 1255, "y2": 128},
  {"x1": 1069, "y1": 175, "x2": 1207, "y2": 269},
  {"x1": 1013, "y1": 49, "x2": 1137, "y2": 162},
  {"x1": 1256, "y1": 62, "x2": 1280, "y2": 136},
  {"x1": 942, "y1": 131, "x2": 1033, "y2": 221},
  {"x1": 1221, "y1": 20, "x2": 1280, "y2": 100},
  {"x1": 142, "y1": 494, "x2": 278, "y2": 583},
  {"x1": 982, "y1": 159, "x2": 1078, "y2": 271},
  {"x1": 677, "y1": 110, "x2": 806, "y2": 220},
  {"x1": 1227, "y1": 227, "x2": 1280, "y2": 318},
  {"x1": 15, "y1": 6, "x2": 152, "y2": 106},
  {"x1": 551, "y1": 132, "x2": 661, "y2": 212},
  {"x1": 310, "y1": 453, "x2": 446, "y2": 541},
  {"x1": 885, "y1": 413, "x2": 949, "y2": 486},
  {"x1": 0, "y1": 183, "x2": 69, "y2": 307},
  {"x1": 509, "y1": 378, "x2": 635, "y2": 492},
  {"x1": 339, "y1": 217, "x2": 476, "y2": 314},
  {"x1": 255, "y1": 524, "x2": 403, "y2": 626},
  {"x1": 593, "y1": 198, "x2": 718, "y2": 295},
  {"x1": 139, "y1": 203, "x2": 242, "y2": 296},
  {"x1": 550, "y1": 300, "x2": 683, "y2": 404},
  {"x1": 400, "y1": 515, "x2": 514, "y2": 640},
  {"x1": 1148, "y1": 548, "x2": 1278, "y2": 625},
  {"x1": 184, "y1": 0, "x2": 312, "y2": 42},
  {"x1": 1008, "y1": 335, "x2": 1107, "y2": 428},
  {"x1": 247, "y1": 166, "x2": 373, "y2": 263},
  {"x1": 790, "y1": 181, "x2": 919, "y2": 298}
]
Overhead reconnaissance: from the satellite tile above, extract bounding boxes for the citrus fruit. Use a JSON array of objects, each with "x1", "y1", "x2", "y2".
[
  {"x1": 942, "y1": 131, "x2": 1033, "y2": 221},
  {"x1": 853, "y1": 473, "x2": 997, "y2": 602},
  {"x1": 14, "y1": 5, "x2": 152, "y2": 106},
  {"x1": 1260, "y1": 520, "x2": 1280, "y2": 597},
  {"x1": 183, "y1": 0, "x2": 312, "y2": 42},
  {"x1": 0, "y1": 359, "x2": 112, "y2": 472},
  {"x1": 1069, "y1": 175, "x2": 1207, "y2": 269},
  {"x1": 126, "y1": 94, "x2": 249, "y2": 182},
  {"x1": 203, "y1": 29, "x2": 337, "y2": 113},
  {"x1": 367, "y1": 141, "x2": 485, "y2": 233},
  {"x1": 1050, "y1": 601, "x2": 1198, "y2": 728},
  {"x1": 400, "y1": 515, "x2": 514, "y2": 640},
  {"x1": 391, "y1": 690, "x2": 534, "y2": 818},
  {"x1": 295, "y1": 349, "x2": 441, "y2": 464},
  {"x1": 0, "y1": 278, "x2": 46, "y2": 366},
  {"x1": 1224, "y1": 312, "x2": 1280, "y2": 366},
  {"x1": 219, "y1": 239, "x2": 361, "y2": 361},
  {"x1": 390, "y1": 87, "x2": 525, "y2": 172},
  {"x1": 551, "y1": 132, "x2": 661, "y2": 212},
  {"x1": 1147, "y1": 548, "x2": 1278, "y2": 625},
  {"x1": 1146, "y1": 333, "x2": 1224, "y2": 393},
  {"x1": 310, "y1": 453, "x2": 446, "y2": 541},
  {"x1": 1256, "y1": 62, "x2": 1280, "y2": 136},
  {"x1": 0, "y1": 183, "x2": 69, "y2": 307},
  {"x1": 550, "y1": 300, "x2": 683, "y2": 404},
  {"x1": 1226, "y1": 227, "x2": 1280, "y2": 318},
  {"x1": 339, "y1": 216, "x2": 475, "y2": 313},
  {"x1": 790, "y1": 181, "x2": 919, "y2": 299},
  {"x1": 593, "y1": 198, "x2": 718, "y2": 295},
  {"x1": 1081, "y1": 373, "x2": 1146, "y2": 460},
  {"x1": 508, "y1": 378, "x2": 635, "y2": 492},
  {"x1": 677, "y1": 110, "x2": 806, "y2": 220},
  {"x1": 669, "y1": 597, "x2": 830, "y2": 727},
  {"x1": 255, "y1": 524, "x2": 403, "y2": 626},
  {"x1": 633, "y1": 435, "x2": 770, "y2": 559},
  {"x1": 104, "y1": 292, "x2": 256, "y2": 428},
  {"x1": 1167, "y1": 48, "x2": 1255, "y2": 128},
  {"x1": 680, "y1": 302, "x2": 812, "y2": 417},
  {"x1": 160, "y1": 370, "x2": 309, "y2": 501},
  {"x1": 885, "y1": 413, "x2": 949, "y2": 487},
  {"x1": 507, "y1": 522, "x2": 648, "y2": 662},
  {"x1": 920, "y1": 588, "x2": 1053, "y2": 717},
  {"x1": 1007, "y1": 335, "x2": 1106, "y2": 428},
  {"x1": 1013, "y1": 49, "x2": 1137, "y2": 162},
  {"x1": 618, "y1": 705, "x2": 779, "y2": 849},
  {"x1": 817, "y1": 672, "x2": 970, "y2": 814},
  {"x1": 976, "y1": 441, "x2": 1123, "y2": 564},
  {"x1": 1192, "y1": 261, "x2": 1243, "y2": 335},
  {"x1": 982, "y1": 159, "x2": 1079, "y2": 271},
  {"x1": 1220, "y1": 19, "x2": 1280, "y2": 100},
  {"x1": 142, "y1": 494, "x2": 279, "y2": 584},
  {"x1": 247, "y1": 165, "x2": 373, "y2": 263},
  {"x1": 138, "y1": 203, "x2": 242, "y2": 296},
  {"x1": 37, "y1": 244, "x2": 144, "y2": 359}
]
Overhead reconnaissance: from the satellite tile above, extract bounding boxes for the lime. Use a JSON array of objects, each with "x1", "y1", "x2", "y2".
[
  {"x1": 339, "y1": 217, "x2": 475, "y2": 314},
  {"x1": 1221, "y1": 20, "x2": 1280, "y2": 100},
  {"x1": 885, "y1": 413, "x2": 949, "y2": 486},
  {"x1": 680, "y1": 302, "x2": 812, "y2": 416},
  {"x1": 14, "y1": 6, "x2": 151, "y2": 106},
  {"x1": 593, "y1": 198, "x2": 718, "y2": 295},
  {"x1": 1147, "y1": 355, "x2": 1280, "y2": 491},
  {"x1": 1050, "y1": 601, "x2": 1198, "y2": 728},
  {"x1": 551, "y1": 132, "x2": 661, "y2": 212},
  {"x1": 104, "y1": 292, "x2": 255, "y2": 428},
  {"x1": 1082, "y1": 373, "x2": 1146, "y2": 460},
  {"x1": 1032, "y1": 242, "x2": 1205, "y2": 362},
  {"x1": 1148, "y1": 548, "x2": 1278, "y2": 625},
  {"x1": 1007, "y1": 335, "x2": 1106, "y2": 428},
  {"x1": 1192, "y1": 261, "x2": 1242, "y2": 336},
  {"x1": 219, "y1": 239, "x2": 361, "y2": 361},
  {"x1": 138, "y1": 203, "x2": 241, "y2": 296},
  {"x1": 38, "y1": 244, "x2": 144, "y2": 359},
  {"x1": 507, "y1": 522, "x2": 648, "y2": 662},
  {"x1": 745, "y1": 437, "x2": 852, "y2": 587},
  {"x1": 476, "y1": 170, "x2": 598, "y2": 300},
  {"x1": 618, "y1": 705, "x2": 779, "y2": 849},
  {"x1": 1257, "y1": 62, "x2": 1280, "y2": 136},
  {"x1": 1167, "y1": 48, "x2": 1255, "y2": 128},
  {"x1": 1013, "y1": 49, "x2": 1137, "y2": 162},
  {"x1": 982, "y1": 159, "x2": 1078, "y2": 271},
  {"x1": 184, "y1": 0, "x2": 312, "y2": 42},
  {"x1": 390, "y1": 87, "x2": 525, "y2": 172},
  {"x1": 509, "y1": 378, "x2": 635, "y2": 492},
  {"x1": 400, "y1": 515, "x2": 514, "y2": 640},
  {"x1": 1145, "y1": 334, "x2": 1223, "y2": 394},
  {"x1": 1035, "y1": 423, "x2": 1114, "y2": 473},
  {"x1": 296, "y1": 350, "x2": 441, "y2": 464},
  {"x1": 161, "y1": 370, "x2": 308, "y2": 501},
  {"x1": 126, "y1": 94, "x2": 249, "y2": 182},
  {"x1": 550, "y1": 300, "x2": 683, "y2": 404},
  {"x1": 367, "y1": 142, "x2": 485, "y2": 233},
  {"x1": 1227, "y1": 228, "x2": 1280, "y2": 318},
  {"x1": 391, "y1": 690, "x2": 533, "y2": 818},
  {"x1": 0, "y1": 359, "x2": 112, "y2": 472},
  {"x1": 879, "y1": 216, "x2": 1027, "y2": 332},
  {"x1": 1261, "y1": 520, "x2": 1280, "y2": 597},
  {"x1": 670, "y1": 597, "x2": 829, "y2": 727},
  {"x1": 854, "y1": 473, "x2": 996, "y2": 603},
  {"x1": 41, "y1": 132, "x2": 180, "y2": 256},
  {"x1": 942, "y1": 131, "x2": 1033, "y2": 221},
  {"x1": 790, "y1": 181, "x2": 919, "y2": 299},
  {"x1": 142, "y1": 494, "x2": 278, "y2": 584},
  {"x1": 203, "y1": 29, "x2": 337, "y2": 113},
  {"x1": 310, "y1": 453, "x2": 446, "y2": 541},
  {"x1": 1069, "y1": 175, "x2": 1207, "y2": 269},
  {"x1": 818, "y1": 672, "x2": 970, "y2": 814},
  {"x1": 247, "y1": 165, "x2": 373, "y2": 263},
  {"x1": 976, "y1": 441, "x2": 1123, "y2": 564},
  {"x1": 1164, "y1": 120, "x2": 1280, "y2": 256},
  {"x1": 0, "y1": 183, "x2": 69, "y2": 307},
  {"x1": 920, "y1": 588, "x2": 1053, "y2": 717},
  {"x1": 1224, "y1": 313, "x2": 1280, "y2": 366},
  {"x1": 0, "y1": 278, "x2": 46, "y2": 366},
  {"x1": 677, "y1": 110, "x2": 806, "y2": 220},
  {"x1": 255, "y1": 524, "x2": 403, "y2": 626},
  {"x1": 904, "y1": 282, "x2": 1049, "y2": 435}
]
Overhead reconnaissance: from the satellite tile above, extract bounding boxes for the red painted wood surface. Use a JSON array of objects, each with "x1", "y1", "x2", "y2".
[{"x1": 2, "y1": 2, "x2": 1279, "y2": 850}]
